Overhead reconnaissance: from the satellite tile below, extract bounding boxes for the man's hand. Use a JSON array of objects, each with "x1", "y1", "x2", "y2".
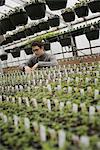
[
  {"x1": 24, "y1": 66, "x2": 32, "y2": 73},
  {"x1": 32, "y1": 63, "x2": 38, "y2": 71}
]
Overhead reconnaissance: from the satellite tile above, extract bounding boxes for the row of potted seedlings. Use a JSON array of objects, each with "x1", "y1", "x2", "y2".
[{"x1": 0, "y1": 61, "x2": 100, "y2": 149}]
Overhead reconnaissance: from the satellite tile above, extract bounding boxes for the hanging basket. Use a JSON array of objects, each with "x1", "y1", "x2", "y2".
[
  {"x1": 48, "y1": 15, "x2": 60, "y2": 27},
  {"x1": 0, "y1": 0, "x2": 5, "y2": 6},
  {"x1": 44, "y1": 42, "x2": 51, "y2": 51},
  {"x1": 74, "y1": 5, "x2": 89, "y2": 18},
  {"x1": 71, "y1": 26, "x2": 84, "y2": 36},
  {"x1": 46, "y1": 35, "x2": 58, "y2": 43},
  {"x1": 88, "y1": 0, "x2": 100, "y2": 13},
  {"x1": 10, "y1": 47, "x2": 20, "y2": 58},
  {"x1": 24, "y1": 2, "x2": 46, "y2": 20},
  {"x1": 85, "y1": 26, "x2": 99, "y2": 41},
  {"x1": 0, "y1": 17, "x2": 16, "y2": 34},
  {"x1": 24, "y1": 27, "x2": 34, "y2": 36},
  {"x1": 38, "y1": 21, "x2": 49, "y2": 31},
  {"x1": 16, "y1": 31, "x2": 26, "y2": 40},
  {"x1": 46, "y1": 0, "x2": 67, "y2": 10},
  {"x1": 11, "y1": 34, "x2": 19, "y2": 41},
  {"x1": 24, "y1": 47, "x2": 33, "y2": 55},
  {"x1": 58, "y1": 33, "x2": 71, "y2": 47},
  {"x1": 31, "y1": 24, "x2": 41, "y2": 34},
  {"x1": 0, "y1": 53, "x2": 8, "y2": 61},
  {"x1": 9, "y1": 9, "x2": 28, "y2": 27},
  {"x1": 5, "y1": 36, "x2": 13, "y2": 45},
  {"x1": 61, "y1": 9, "x2": 75, "y2": 22}
]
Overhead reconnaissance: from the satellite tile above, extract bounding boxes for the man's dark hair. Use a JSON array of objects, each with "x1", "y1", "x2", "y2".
[{"x1": 31, "y1": 41, "x2": 44, "y2": 48}]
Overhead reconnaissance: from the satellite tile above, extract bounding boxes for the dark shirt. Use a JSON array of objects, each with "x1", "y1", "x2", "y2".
[{"x1": 20, "y1": 52, "x2": 58, "y2": 71}]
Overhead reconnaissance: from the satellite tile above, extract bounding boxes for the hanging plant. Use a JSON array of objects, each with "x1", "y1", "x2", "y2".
[
  {"x1": 38, "y1": 20, "x2": 49, "y2": 31},
  {"x1": 71, "y1": 26, "x2": 84, "y2": 36},
  {"x1": 48, "y1": 15, "x2": 60, "y2": 27},
  {"x1": 0, "y1": 14, "x2": 16, "y2": 34},
  {"x1": 0, "y1": 0, "x2": 5, "y2": 6},
  {"x1": 31, "y1": 23, "x2": 41, "y2": 34},
  {"x1": 24, "y1": 27, "x2": 34, "y2": 36},
  {"x1": 5, "y1": 35, "x2": 13, "y2": 45},
  {"x1": 9, "y1": 8, "x2": 28, "y2": 27},
  {"x1": 74, "y1": 0, "x2": 89, "y2": 18},
  {"x1": 0, "y1": 53, "x2": 8, "y2": 61},
  {"x1": 45, "y1": 0, "x2": 67, "y2": 10},
  {"x1": 16, "y1": 29, "x2": 26, "y2": 40},
  {"x1": 10, "y1": 47, "x2": 20, "y2": 58},
  {"x1": 11, "y1": 33, "x2": 19, "y2": 41},
  {"x1": 61, "y1": 8, "x2": 75, "y2": 22},
  {"x1": 87, "y1": 0, "x2": 100, "y2": 13},
  {"x1": 58, "y1": 32, "x2": 71, "y2": 47},
  {"x1": 85, "y1": 25, "x2": 99, "y2": 41},
  {"x1": 24, "y1": 0, "x2": 46, "y2": 20},
  {"x1": 43, "y1": 41, "x2": 51, "y2": 51},
  {"x1": 24, "y1": 47, "x2": 33, "y2": 55}
]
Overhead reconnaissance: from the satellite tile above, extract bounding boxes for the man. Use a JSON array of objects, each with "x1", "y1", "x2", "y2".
[{"x1": 20, "y1": 41, "x2": 58, "y2": 73}]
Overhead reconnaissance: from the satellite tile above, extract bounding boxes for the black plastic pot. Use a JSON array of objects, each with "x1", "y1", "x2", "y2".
[
  {"x1": 46, "y1": 0, "x2": 67, "y2": 10},
  {"x1": 85, "y1": 27, "x2": 99, "y2": 41},
  {"x1": 58, "y1": 33, "x2": 71, "y2": 47},
  {"x1": 5, "y1": 36, "x2": 13, "y2": 44},
  {"x1": 61, "y1": 11, "x2": 75, "y2": 22},
  {"x1": 24, "y1": 2, "x2": 46, "y2": 20},
  {"x1": 31, "y1": 24, "x2": 41, "y2": 34},
  {"x1": 44, "y1": 42, "x2": 51, "y2": 51},
  {"x1": 48, "y1": 15, "x2": 60, "y2": 27},
  {"x1": 9, "y1": 10, "x2": 28, "y2": 27},
  {"x1": 16, "y1": 31, "x2": 26, "y2": 40},
  {"x1": 0, "y1": 17, "x2": 16, "y2": 34},
  {"x1": 88, "y1": 0, "x2": 100, "y2": 13},
  {"x1": 38, "y1": 21, "x2": 49, "y2": 31},
  {"x1": 24, "y1": 27, "x2": 34, "y2": 36},
  {"x1": 24, "y1": 47, "x2": 33, "y2": 55},
  {"x1": 0, "y1": 0, "x2": 5, "y2": 6},
  {"x1": 46, "y1": 35, "x2": 58, "y2": 43},
  {"x1": 0, "y1": 53, "x2": 8, "y2": 61},
  {"x1": 74, "y1": 5, "x2": 89, "y2": 18},
  {"x1": 71, "y1": 27, "x2": 84, "y2": 37},
  {"x1": 11, "y1": 34, "x2": 19, "y2": 41},
  {"x1": 10, "y1": 47, "x2": 20, "y2": 58}
]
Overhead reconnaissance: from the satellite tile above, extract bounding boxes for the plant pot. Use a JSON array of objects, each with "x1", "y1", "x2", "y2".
[
  {"x1": 45, "y1": 0, "x2": 67, "y2": 10},
  {"x1": 46, "y1": 35, "x2": 58, "y2": 43},
  {"x1": 71, "y1": 26, "x2": 84, "y2": 36},
  {"x1": 9, "y1": 10, "x2": 28, "y2": 27},
  {"x1": 31, "y1": 24, "x2": 41, "y2": 34},
  {"x1": 61, "y1": 11, "x2": 75, "y2": 22},
  {"x1": 24, "y1": 47, "x2": 33, "y2": 55},
  {"x1": 74, "y1": 6, "x2": 89, "y2": 18},
  {"x1": 5, "y1": 36, "x2": 13, "y2": 44},
  {"x1": 88, "y1": 0, "x2": 100, "y2": 13},
  {"x1": 48, "y1": 15, "x2": 60, "y2": 27},
  {"x1": 0, "y1": 53, "x2": 8, "y2": 61},
  {"x1": 44, "y1": 42, "x2": 51, "y2": 51},
  {"x1": 85, "y1": 28, "x2": 99, "y2": 41},
  {"x1": 24, "y1": 28, "x2": 34, "y2": 36},
  {"x1": 11, "y1": 34, "x2": 19, "y2": 41},
  {"x1": 0, "y1": 0, "x2": 5, "y2": 6},
  {"x1": 0, "y1": 17, "x2": 16, "y2": 34},
  {"x1": 58, "y1": 33, "x2": 71, "y2": 47},
  {"x1": 16, "y1": 31, "x2": 26, "y2": 40},
  {"x1": 38, "y1": 21, "x2": 49, "y2": 31},
  {"x1": 24, "y1": 2, "x2": 46, "y2": 20},
  {"x1": 10, "y1": 47, "x2": 20, "y2": 58}
]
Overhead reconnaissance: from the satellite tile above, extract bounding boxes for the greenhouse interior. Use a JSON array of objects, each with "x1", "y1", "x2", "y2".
[{"x1": 0, "y1": 0, "x2": 100, "y2": 149}]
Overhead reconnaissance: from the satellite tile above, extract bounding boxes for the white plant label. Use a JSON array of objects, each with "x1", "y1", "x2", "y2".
[
  {"x1": 58, "y1": 130, "x2": 66, "y2": 148},
  {"x1": 24, "y1": 117, "x2": 30, "y2": 129},
  {"x1": 40, "y1": 124, "x2": 46, "y2": 142},
  {"x1": 80, "y1": 136, "x2": 89, "y2": 147},
  {"x1": 94, "y1": 89, "x2": 99, "y2": 99},
  {"x1": 47, "y1": 99, "x2": 51, "y2": 112},
  {"x1": 73, "y1": 103, "x2": 78, "y2": 113},
  {"x1": 89, "y1": 106, "x2": 95, "y2": 115}
]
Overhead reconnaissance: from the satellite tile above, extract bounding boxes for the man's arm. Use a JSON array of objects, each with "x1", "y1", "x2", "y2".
[
  {"x1": 19, "y1": 57, "x2": 35, "y2": 72},
  {"x1": 38, "y1": 54, "x2": 58, "y2": 67}
]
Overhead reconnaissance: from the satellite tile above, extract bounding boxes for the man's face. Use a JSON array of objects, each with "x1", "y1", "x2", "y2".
[{"x1": 32, "y1": 46, "x2": 44, "y2": 57}]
